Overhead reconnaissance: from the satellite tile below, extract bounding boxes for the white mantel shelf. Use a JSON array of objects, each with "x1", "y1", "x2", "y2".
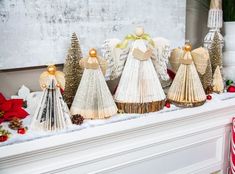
[{"x1": 1, "y1": 95, "x2": 235, "y2": 174}]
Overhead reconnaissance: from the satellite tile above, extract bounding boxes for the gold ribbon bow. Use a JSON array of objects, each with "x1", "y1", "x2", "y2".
[{"x1": 116, "y1": 33, "x2": 155, "y2": 49}]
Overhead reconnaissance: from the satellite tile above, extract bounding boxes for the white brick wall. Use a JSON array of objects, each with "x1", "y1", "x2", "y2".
[{"x1": 0, "y1": 0, "x2": 186, "y2": 70}]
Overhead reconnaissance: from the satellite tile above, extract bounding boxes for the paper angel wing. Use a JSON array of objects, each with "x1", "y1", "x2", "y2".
[
  {"x1": 102, "y1": 39, "x2": 129, "y2": 80},
  {"x1": 169, "y1": 47, "x2": 209, "y2": 76},
  {"x1": 169, "y1": 48, "x2": 184, "y2": 73},
  {"x1": 151, "y1": 37, "x2": 171, "y2": 81},
  {"x1": 39, "y1": 71, "x2": 65, "y2": 90},
  {"x1": 191, "y1": 47, "x2": 209, "y2": 75}
]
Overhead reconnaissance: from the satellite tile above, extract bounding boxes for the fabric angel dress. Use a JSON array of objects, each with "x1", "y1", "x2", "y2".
[
  {"x1": 168, "y1": 44, "x2": 207, "y2": 107},
  {"x1": 70, "y1": 49, "x2": 117, "y2": 119},
  {"x1": 30, "y1": 65, "x2": 72, "y2": 132},
  {"x1": 102, "y1": 27, "x2": 171, "y2": 113}
]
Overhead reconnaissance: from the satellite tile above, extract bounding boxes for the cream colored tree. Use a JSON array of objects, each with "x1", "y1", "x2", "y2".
[{"x1": 213, "y1": 66, "x2": 224, "y2": 93}]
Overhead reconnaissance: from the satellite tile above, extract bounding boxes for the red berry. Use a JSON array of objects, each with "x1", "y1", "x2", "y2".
[
  {"x1": 228, "y1": 85, "x2": 235, "y2": 93},
  {"x1": 207, "y1": 95, "x2": 212, "y2": 100},
  {"x1": 0, "y1": 135, "x2": 8, "y2": 142},
  {"x1": 17, "y1": 128, "x2": 26, "y2": 134},
  {"x1": 165, "y1": 102, "x2": 171, "y2": 108}
]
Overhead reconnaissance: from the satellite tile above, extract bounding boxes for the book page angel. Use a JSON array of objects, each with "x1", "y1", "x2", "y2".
[
  {"x1": 70, "y1": 48, "x2": 118, "y2": 119},
  {"x1": 168, "y1": 44, "x2": 207, "y2": 107},
  {"x1": 30, "y1": 65, "x2": 72, "y2": 132},
  {"x1": 102, "y1": 27, "x2": 171, "y2": 113}
]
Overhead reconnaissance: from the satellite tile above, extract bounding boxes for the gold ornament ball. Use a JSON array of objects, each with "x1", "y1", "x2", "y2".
[
  {"x1": 42, "y1": 84, "x2": 47, "y2": 88},
  {"x1": 47, "y1": 65, "x2": 57, "y2": 75},
  {"x1": 184, "y1": 44, "x2": 192, "y2": 52},
  {"x1": 89, "y1": 48, "x2": 97, "y2": 58}
]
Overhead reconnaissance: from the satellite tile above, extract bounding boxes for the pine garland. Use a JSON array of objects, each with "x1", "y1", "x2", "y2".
[{"x1": 63, "y1": 33, "x2": 83, "y2": 108}]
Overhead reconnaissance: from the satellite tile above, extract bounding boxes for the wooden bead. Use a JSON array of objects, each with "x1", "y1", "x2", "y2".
[
  {"x1": 135, "y1": 26, "x2": 144, "y2": 37},
  {"x1": 184, "y1": 44, "x2": 192, "y2": 52},
  {"x1": 47, "y1": 65, "x2": 57, "y2": 75},
  {"x1": 89, "y1": 48, "x2": 97, "y2": 57}
]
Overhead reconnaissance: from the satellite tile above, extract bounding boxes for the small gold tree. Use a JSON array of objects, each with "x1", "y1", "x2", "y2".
[{"x1": 63, "y1": 33, "x2": 83, "y2": 108}]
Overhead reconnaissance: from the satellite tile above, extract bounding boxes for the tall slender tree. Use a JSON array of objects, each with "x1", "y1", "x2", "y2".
[
  {"x1": 63, "y1": 33, "x2": 83, "y2": 108},
  {"x1": 209, "y1": 31, "x2": 223, "y2": 74}
]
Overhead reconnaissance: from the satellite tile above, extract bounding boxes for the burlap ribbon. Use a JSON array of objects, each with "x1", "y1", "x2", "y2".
[
  {"x1": 79, "y1": 57, "x2": 107, "y2": 75},
  {"x1": 116, "y1": 33, "x2": 155, "y2": 49}
]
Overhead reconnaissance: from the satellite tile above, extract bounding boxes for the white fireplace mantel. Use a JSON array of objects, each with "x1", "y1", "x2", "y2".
[{"x1": 0, "y1": 96, "x2": 235, "y2": 174}]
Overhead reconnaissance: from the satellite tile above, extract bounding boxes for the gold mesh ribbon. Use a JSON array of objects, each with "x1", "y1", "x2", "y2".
[{"x1": 116, "y1": 33, "x2": 155, "y2": 49}]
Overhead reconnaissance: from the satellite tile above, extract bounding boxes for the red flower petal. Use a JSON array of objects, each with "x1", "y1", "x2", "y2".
[
  {"x1": 0, "y1": 100, "x2": 12, "y2": 112},
  {"x1": 0, "y1": 93, "x2": 6, "y2": 104},
  {"x1": 11, "y1": 99, "x2": 23, "y2": 108},
  {"x1": 13, "y1": 107, "x2": 29, "y2": 119},
  {"x1": 3, "y1": 111, "x2": 18, "y2": 121}
]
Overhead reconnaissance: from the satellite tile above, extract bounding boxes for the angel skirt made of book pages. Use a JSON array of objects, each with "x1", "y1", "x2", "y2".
[
  {"x1": 70, "y1": 57, "x2": 117, "y2": 119},
  {"x1": 114, "y1": 39, "x2": 166, "y2": 113},
  {"x1": 30, "y1": 76, "x2": 72, "y2": 132}
]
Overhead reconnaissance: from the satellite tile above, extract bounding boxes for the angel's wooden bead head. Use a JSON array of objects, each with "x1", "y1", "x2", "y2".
[
  {"x1": 47, "y1": 65, "x2": 57, "y2": 75},
  {"x1": 89, "y1": 48, "x2": 97, "y2": 58},
  {"x1": 184, "y1": 44, "x2": 192, "y2": 52},
  {"x1": 135, "y1": 26, "x2": 144, "y2": 37}
]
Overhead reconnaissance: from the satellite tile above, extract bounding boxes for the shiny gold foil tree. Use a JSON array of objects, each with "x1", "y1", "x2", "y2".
[{"x1": 63, "y1": 33, "x2": 83, "y2": 108}]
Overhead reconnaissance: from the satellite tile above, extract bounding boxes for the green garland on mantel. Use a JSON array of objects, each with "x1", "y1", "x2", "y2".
[{"x1": 223, "y1": 0, "x2": 235, "y2": 21}]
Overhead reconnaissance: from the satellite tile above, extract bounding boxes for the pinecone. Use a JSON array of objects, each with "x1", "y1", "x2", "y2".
[
  {"x1": 0, "y1": 125, "x2": 11, "y2": 136},
  {"x1": 205, "y1": 85, "x2": 214, "y2": 94},
  {"x1": 8, "y1": 118, "x2": 23, "y2": 130},
  {"x1": 71, "y1": 114, "x2": 84, "y2": 125}
]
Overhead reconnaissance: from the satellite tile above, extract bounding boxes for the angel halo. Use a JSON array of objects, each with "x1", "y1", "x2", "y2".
[
  {"x1": 70, "y1": 48, "x2": 118, "y2": 119},
  {"x1": 102, "y1": 27, "x2": 171, "y2": 113},
  {"x1": 30, "y1": 65, "x2": 72, "y2": 132}
]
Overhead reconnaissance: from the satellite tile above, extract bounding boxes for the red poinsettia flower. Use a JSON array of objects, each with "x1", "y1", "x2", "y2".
[{"x1": 0, "y1": 93, "x2": 29, "y2": 124}]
